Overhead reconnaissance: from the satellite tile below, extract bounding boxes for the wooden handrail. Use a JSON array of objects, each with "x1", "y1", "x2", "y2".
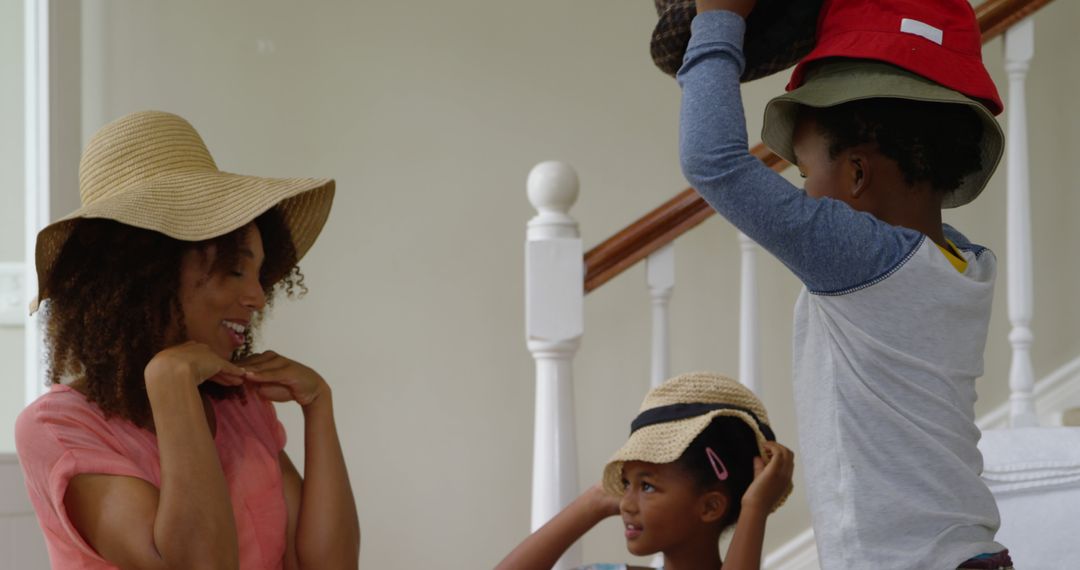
[
  {"x1": 977, "y1": 0, "x2": 1053, "y2": 41},
  {"x1": 583, "y1": 0, "x2": 1054, "y2": 294}
]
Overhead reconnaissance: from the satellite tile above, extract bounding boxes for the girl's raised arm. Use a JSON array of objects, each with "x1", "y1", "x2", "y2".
[
  {"x1": 723, "y1": 442, "x2": 795, "y2": 570},
  {"x1": 496, "y1": 484, "x2": 620, "y2": 570}
]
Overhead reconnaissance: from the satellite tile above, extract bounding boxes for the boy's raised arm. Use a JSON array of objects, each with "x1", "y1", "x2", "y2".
[{"x1": 677, "y1": 10, "x2": 920, "y2": 293}]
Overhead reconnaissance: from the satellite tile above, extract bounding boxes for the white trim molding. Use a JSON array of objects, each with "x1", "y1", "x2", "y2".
[{"x1": 24, "y1": 0, "x2": 50, "y2": 406}]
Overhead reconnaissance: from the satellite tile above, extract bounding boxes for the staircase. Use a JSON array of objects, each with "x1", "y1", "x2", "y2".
[{"x1": 522, "y1": 0, "x2": 1074, "y2": 568}]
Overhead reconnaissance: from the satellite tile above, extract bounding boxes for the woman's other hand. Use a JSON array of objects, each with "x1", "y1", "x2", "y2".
[{"x1": 236, "y1": 351, "x2": 329, "y2": 407}]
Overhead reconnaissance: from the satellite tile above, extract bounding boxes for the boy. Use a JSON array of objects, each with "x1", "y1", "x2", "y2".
[{"x1": 678, "y1": 0, "x2": 1011, "y2": 568}]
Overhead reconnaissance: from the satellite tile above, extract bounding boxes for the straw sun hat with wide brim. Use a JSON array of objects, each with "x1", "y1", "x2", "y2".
[
  {"x1": 651, "y1": 0, "x2": 824, "y2": 80},
  {"x1": 601, "y1": 372, "x2": 791, "y2": 511},
  {"x1": 31, "y1": 110, "x2": 335, "y2": 313},
  {"x1": 762, "y1": 59, "x2": 1004, "y2": 209}
]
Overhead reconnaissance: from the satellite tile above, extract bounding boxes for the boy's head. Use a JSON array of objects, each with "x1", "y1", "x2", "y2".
[
  {"x1": 791, "y1": 94, "x2": 986, "y2": 210},
  {"x1": 763, "y1": 59, "x2": 1004, "y2": 209}
]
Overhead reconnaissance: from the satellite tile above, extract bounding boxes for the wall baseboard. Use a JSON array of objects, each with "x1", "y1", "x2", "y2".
[{"x1": 762, "y1": 354, "x2": 1080, "y2": 570}]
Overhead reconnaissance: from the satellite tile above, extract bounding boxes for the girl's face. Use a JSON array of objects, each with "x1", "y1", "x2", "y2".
[
  {"x1": 177, "y1": 224, "x2": 267, "y2": 359},
  {"x1": 619, "y1": 460, "x2": 719, "y2": 557}
]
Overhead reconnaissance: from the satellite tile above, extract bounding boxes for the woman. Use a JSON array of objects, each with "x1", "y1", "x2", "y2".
[{"x1": 16, "y1": 110, "x2": 359, "y2": 569}]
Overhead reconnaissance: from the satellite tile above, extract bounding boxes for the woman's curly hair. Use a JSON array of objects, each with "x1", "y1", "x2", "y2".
[
  {"x1": 803, "y1": 97, "x2": 985, "y2": 196},
  {"x1": 41, "y1": 208, "x2": 306, "y2": 428}
]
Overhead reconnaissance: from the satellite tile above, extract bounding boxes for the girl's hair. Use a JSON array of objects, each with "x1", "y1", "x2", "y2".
[
  {"x1": 802, "y1": 98, "x2": 984, "y2": 195},
  {"x1": 42, "y1": 208, "x2": 305, "y2": 428},
  {"x1": 673, "y1": 416, "x2": 760, "y2": 528}
]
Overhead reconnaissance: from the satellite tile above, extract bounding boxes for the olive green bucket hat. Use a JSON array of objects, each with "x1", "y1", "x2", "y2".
[{"x1": 762, "y1": 59, "x2": 1004, "y2": 208}]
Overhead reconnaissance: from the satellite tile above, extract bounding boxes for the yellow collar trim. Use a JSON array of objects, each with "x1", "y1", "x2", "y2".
[{"x1": 937, "y1": 239, "x2": 968, "y2": 273}]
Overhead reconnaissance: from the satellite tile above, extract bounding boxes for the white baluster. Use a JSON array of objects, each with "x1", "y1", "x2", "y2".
[
  {"x1": 647, "y1": 243, "x2": 675, "y2": 388},
  {"x1": 1004, "y1": 19, "x2": 1037, "y2": 428},
  {"x1": 738, "y1": 232, "x2": 761, "y2": 397},
  {"x1": 646, "y1": 243, "x2": 674, "y2": 570},
  {"x1": 526, "y1": 161, "x2": 584, "y2": 570}
]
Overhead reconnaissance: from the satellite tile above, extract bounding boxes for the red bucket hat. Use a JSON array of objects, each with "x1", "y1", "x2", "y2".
[{"x1": 787, "y1": 0, "x2": 1003, "y2": 115}]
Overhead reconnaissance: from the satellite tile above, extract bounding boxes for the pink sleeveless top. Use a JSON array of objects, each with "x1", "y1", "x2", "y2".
[{"x1": 15, "y1": 384, "x2": 288, "y2": 569}]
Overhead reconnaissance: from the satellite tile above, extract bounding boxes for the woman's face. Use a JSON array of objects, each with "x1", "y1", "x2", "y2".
[
  {"x1": 619, "y1": 460, "x2": 714, "y2": 557},
  {"x1": 177, "y1": 224, "x2": 267, "y2": 359}
]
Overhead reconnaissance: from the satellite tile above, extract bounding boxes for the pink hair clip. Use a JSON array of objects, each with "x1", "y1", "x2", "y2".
[{"x1": 706, "y1": 447, "x2": 729, "y2": 481}]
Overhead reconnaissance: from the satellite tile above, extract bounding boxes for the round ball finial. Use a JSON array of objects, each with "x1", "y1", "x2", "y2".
[{"x1": 527, "y1": 161, "x2": 579, "y2": 214}]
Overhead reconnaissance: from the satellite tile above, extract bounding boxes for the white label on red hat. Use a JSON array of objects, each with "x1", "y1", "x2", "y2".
[{"x1": 900, "y1": 18, "x2": 943, "y2": 46}]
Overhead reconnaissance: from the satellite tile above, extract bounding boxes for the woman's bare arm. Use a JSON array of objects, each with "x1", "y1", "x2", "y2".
[
  {"x1": 241, "y1": 351, "x2": 360, "y2": 570},
  {"x1": 65, "y1": 342, "x2": 247, "y2": 569}
]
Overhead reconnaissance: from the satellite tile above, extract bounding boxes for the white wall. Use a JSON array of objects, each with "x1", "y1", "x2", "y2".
[
  {"x1": 60, "y1": 0, "x2": 1080, "y2": 568},
  {"x1": 0, "y1": 454, "x2": 49, "y2": 569}
]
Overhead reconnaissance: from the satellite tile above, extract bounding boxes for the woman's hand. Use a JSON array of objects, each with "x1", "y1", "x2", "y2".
[
  {"x1": 144, "y1": 341, "x2": 248, "y2": 388},
  {"x1": 741, "y1": 441, "x2": 794, "y2": 513},
  {"x1": 236, "y1": 351, "x2": 329, "y2": 407},
  {"x1": 696, "y1": 0, "x2": 757, "y2": 18}
]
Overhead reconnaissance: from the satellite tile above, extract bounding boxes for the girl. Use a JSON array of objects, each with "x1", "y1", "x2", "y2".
[
  {"x1": 497, "y1": 372, "x2": 794, "y2": 570},
  {"x1": 15, "y1": 110, "x2": 359, "y2": 569}
]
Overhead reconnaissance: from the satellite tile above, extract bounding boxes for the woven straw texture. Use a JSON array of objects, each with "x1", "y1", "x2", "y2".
[
  {"x1": 34, "y1": 110, "x2": 335, "y2": 306},
  {"x1": 650, "y1": 0, "x2": 822, "y2": 81},
  {"x1": 602, "y1": 372, "x2": 791, "y2": 510}
]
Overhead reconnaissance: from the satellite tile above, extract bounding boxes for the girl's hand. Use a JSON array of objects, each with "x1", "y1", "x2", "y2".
[
  {"x1": 741, "y1": 441, "x2": 794, "y2": 513},
  {"x1": 582, "y1": 483, "x2": 621, "y2": 520},
  {"x1": 236, "y1": 351, "x2": 328, "y2": 407},
  {"x1": 145, "y1": 341, "x2": 248, "y2": 388},
  {"x1": 696, "y1": 0, "x2": 757, "y2": 18}
]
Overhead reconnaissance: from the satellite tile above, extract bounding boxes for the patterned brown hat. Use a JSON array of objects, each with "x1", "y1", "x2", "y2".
[{"x1": 651, "y1": 0, "x2": 824, "y2": 81}]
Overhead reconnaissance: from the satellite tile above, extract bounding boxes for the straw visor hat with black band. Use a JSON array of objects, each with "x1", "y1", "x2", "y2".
[{"x1": 602, "y1": 372, "x2": 792, "y2": 511}]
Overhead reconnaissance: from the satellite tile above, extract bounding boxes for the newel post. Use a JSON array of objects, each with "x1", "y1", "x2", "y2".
[{"x1": 525, "y1": 161, "x2": 583, "y2": 570}]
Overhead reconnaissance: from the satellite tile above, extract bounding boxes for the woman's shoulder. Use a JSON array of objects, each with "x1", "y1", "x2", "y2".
[
  {"x1": 16, "y1": 384, "x2": 136, "y2": 452},
  {"x1": 18, "y1": 384, "x2": 103, "y2": 429}
]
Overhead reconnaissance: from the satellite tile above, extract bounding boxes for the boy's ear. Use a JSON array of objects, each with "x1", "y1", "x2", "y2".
[
  {"x1": 699, "y1": 490, "x2": 729, "y2": 524},
  {"x1": 847, "y1": 152, "x2": 871, "y2": 199}
]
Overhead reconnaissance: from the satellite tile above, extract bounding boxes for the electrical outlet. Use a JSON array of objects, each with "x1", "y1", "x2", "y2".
[{"x1": 0, "y1": 263, "x2": 26, "y2": 327}]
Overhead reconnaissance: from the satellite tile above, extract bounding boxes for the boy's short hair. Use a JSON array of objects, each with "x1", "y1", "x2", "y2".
[{"x1": 800, "y1": 98, "x2": 984, "y2": 196}]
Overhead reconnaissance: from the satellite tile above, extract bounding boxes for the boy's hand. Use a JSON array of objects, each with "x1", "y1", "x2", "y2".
[
  {"x1": 741, "y1": 442, "x2": 794, "y2": 513},
  {"x1": 696, "y1": 0, "x2": 757, "y2": 18}
]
